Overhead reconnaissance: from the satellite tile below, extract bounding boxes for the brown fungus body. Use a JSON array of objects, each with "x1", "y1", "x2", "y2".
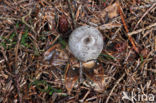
[{"x1": 68, "y1": 25, "x2": 103, "y2": 62}]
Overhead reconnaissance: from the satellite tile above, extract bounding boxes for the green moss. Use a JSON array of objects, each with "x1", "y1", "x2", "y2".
[{"x1": 29, "y1": 80, "x2": 62, "y2": 95}]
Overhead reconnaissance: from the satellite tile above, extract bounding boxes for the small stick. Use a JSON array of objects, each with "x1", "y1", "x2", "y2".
[
  {"x1": 21, "y1": 9, "x2": 37, "y2": 35},
  {"x1": 131, "y1": 4, "x2": 153, "y2": 10},
  {"x1": 0, "y1": 16, "x2": 20, "y2": 20},
  {"x1": 79, "y1": 61, "x2": 83, "y2": 83},
  {"x1": 144, "y1": 69, "x2": 156, "y2": 73},
  {"x1": 14, "y1": 31, "x2": 23, "y2": 103},
  {"x1": 79, "y1": 90, "x2": 90, "y2": 102},
  {"x1": 154, "y1": 36, "x2": 156, "y2": 51},
  {"x1": 49, "y1": 34, "x2": 60, "y2": 45},
  {"x1": 105, "y1": 73, "x2": 126, "y2": 103},
  {"x1": 128, "y1": 22, "x2": 156, "y2": 36},
  {"x1": 118, "y1": 3, "x2": 139, "y2": 53},
  {"x1": 15, "y1": 75, "x2": 23, "y2": 103},
  {"x1": 64, "y1": 63, "x2": 70, "y2": 80}
]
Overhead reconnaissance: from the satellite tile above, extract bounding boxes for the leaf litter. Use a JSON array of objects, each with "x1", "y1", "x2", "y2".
[{"x1": 0, "y1": 0, "x2": 155, "y2": 103}]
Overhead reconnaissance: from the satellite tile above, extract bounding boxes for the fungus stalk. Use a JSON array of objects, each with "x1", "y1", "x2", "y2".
[{"x1": 79, "y1": 62, "x2": 83, "y2": 83}]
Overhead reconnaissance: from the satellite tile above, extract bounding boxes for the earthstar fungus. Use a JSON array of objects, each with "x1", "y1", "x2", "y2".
[{"x1": 68, "y1": 25, "x2": 104, "y2": 62}]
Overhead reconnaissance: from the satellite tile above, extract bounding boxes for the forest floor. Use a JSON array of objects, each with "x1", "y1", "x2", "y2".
[{"x1": 0, "y1": 0, "x2": 156, "y2": 103}]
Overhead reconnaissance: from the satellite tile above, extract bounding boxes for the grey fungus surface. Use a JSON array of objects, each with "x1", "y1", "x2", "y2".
[{"x1": 68, "y1": 25, "x2": 104, "y2": 62}]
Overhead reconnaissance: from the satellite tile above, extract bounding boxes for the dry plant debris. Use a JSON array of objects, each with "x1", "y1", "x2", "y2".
[{"x1": 0, "y1": 0, "x2": 156, "y2": 103}]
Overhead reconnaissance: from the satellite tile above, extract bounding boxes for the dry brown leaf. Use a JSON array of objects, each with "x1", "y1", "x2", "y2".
[
  {"x1": 65, "y1": 67, "x2": 79, "y2": 94},
  {"x1": 100, "y1": 2, "x2": 119, "y2": 19},
  {"x1": 104, "y1": 2, "x2": 119, "y2": 19},
  {"x1": 90, "y1": 2, "x2": 119, "y2": 24},
  {"x1": 85, "y1": 65, "x2": 112, "y2": 92},
  {"x1": 92, "y1": 75, "x2": 112, "y2": 92}
]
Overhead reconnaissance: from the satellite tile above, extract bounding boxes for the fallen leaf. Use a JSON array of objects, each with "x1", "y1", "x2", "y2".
[
  {"x1": 84, "y1": 65, "x2": 112, "y2": 92},
  {"x1": 99, "y1": 2, "x2": 119, "y2": 20},
  {"x1": 65, "y1": 67, "x2": 79, "y2": 94}
]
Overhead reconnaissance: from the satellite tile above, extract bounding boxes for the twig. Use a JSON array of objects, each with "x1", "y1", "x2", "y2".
[
  {"x1": 64, "y1": 63, "x2": 70, "y2": 81},
  {"x1": 128, "y1": 22, "x2": 156, "y2": 36},
  {"x1": 0, "y1": 17, "x2": 20, "y2": 20},
  {"x1": 14, "y1": 31, "x2": 23, "y2": 103},
  {"x1": 118, "y1": 3, "x2": 139, "y2": 53},
  {"x1": 80, "y1": 19, "x2": 98, "y2": 27},
  {"x1": 98, "y1": 23, "x2": 122, "y2": 30},
  {"x1": 0, "y1": 47, "x2": 8, "y2": 62},
  {"x1": 144, "y1": 69, "x2": 156, "y2": 73},
  {"x1": 67, "y1": 0, "x2": 76, "y2": 29},
  {"x1": 131, "y1": 4, "x2": 153, "y2": 10},
  {"x1": 154, "y1": 36, "x2": 156, "y2": 51},
  {"x1": 133, "y1": 3, "x2": 156, "y2": 30},
  {"x1": 0, "y1": 59, "x2": 5, "y2": 64},
  {"x1": 49, "y1": 34, "x2": 60, "y2": 45},
  {"x1": 105, "y1": 73, "x2": 126, "y2": 103},
  {"x1": 21, "y1": 9, "x2": 37, "y2": 35},
  {"x1": 15, "y1": 75, "x2": 23, "y2": 103},
  {"x1": 79, "y1": 61, "x2": 84, "y2": 83},
  {"x1": 79, "y1": 90, "x2": 90, "y2": 102},
  {"x1": 14, "y1": 31, "x2": 22, "y2": 70}
]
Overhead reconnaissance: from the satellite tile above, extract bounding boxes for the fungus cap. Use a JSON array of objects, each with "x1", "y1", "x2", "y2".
[{"x1": 68, "y1": 25, "x2": 103, "y2": 62}]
